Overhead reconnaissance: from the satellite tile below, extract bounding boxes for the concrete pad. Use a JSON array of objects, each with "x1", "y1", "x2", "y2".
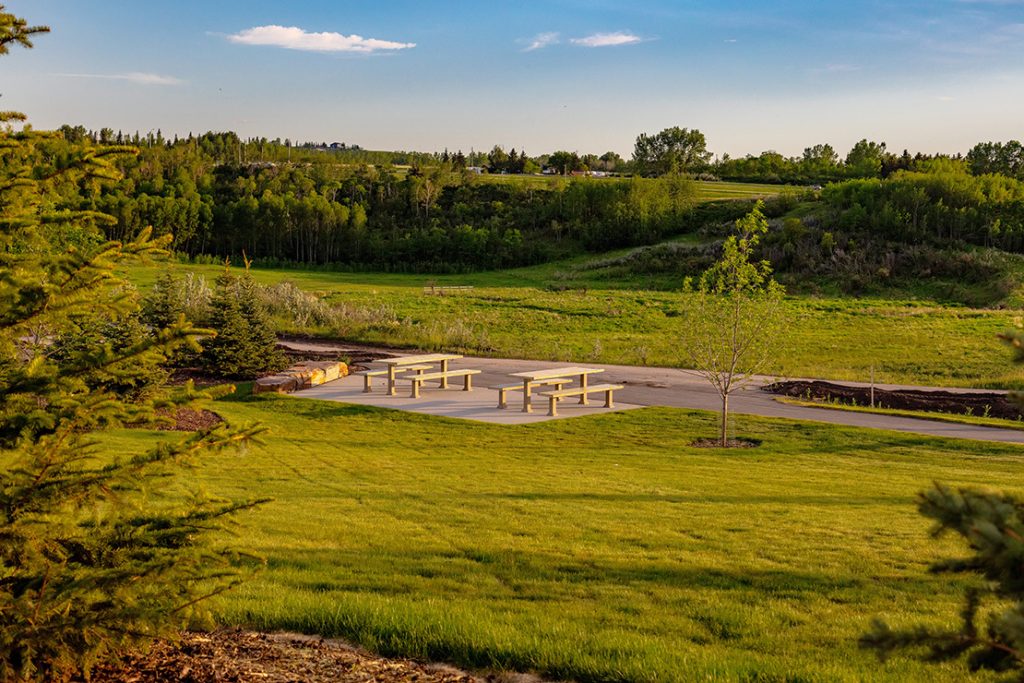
[{"x1": 294, "y1": 373, "x2": 643, "y2": 424}]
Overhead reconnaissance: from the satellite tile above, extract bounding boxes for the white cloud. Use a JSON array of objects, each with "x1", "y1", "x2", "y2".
[
  {"x1": 524, "y1": 32, "x2": 560, "y2": 51},
  {"x1": 227, "y1": 25, "x2": 415, "y2": 53},
  {"x1": 57, "y1": 72, "x2": 184, "y2": 86},
  {"x1": 570, "y1": 31, "x2": 644, "y2": 48}
]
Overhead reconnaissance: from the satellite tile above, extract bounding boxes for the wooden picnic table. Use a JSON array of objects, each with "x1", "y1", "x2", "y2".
[
  {"x1": 380, "y1": 353, "x2": 463, "y2": 396},
  {"x1": 507, "y1": 366, "x2": 605, "y2": 413}
]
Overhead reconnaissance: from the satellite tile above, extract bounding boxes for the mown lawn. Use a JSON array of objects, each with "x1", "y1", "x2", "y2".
[
  {"x1": 105, "y1": 395, "x2": 1022, "y2": 682},
  {"x1": 125, "y1": 261, "x2": 1023, "y2": 388}
]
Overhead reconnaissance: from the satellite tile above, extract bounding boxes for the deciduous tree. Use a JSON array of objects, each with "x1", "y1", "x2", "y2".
[
  {"x1": 679, "y1": 201, "x2": 785, "y2": 446},
  {"x1": 632, "y1": 126, "x2": 711, "y2": 177}
]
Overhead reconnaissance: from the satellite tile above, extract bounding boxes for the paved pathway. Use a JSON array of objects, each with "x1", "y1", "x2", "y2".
[{"x1": 282, "y1": 340, "x2": 1024, "y2": 444}]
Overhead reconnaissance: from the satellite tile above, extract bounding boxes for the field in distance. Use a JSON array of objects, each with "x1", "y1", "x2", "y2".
[
  {"x1": 125, "y1": 259, "x2": 1024, "y2": 389},
  {"x1": 474, "y1": 174, "x2": 790, "y2": 200},
  {"x1": 103, "y1": 398, "x2": 1022, "y2": 682}
]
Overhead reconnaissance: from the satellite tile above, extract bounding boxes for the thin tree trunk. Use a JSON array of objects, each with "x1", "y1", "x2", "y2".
[{"x1": 721, "y1": 392, "x2": 729, "y2": 447}]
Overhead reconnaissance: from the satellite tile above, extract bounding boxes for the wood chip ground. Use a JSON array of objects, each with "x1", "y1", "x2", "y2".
[{"x1": 86, "y1": 630, "x2": 500, "y2": 683}]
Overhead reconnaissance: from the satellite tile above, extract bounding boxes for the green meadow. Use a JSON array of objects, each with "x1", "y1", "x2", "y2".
[
  {"x1": 125, "y1": 260, "x2": 1024, "y2": 388},
  {"x1": 474, "y1": 175, "x2": 791, "y2": 201},
  {"x1": 105, "y1": 396, "x2": 1021, "y2": 682}
]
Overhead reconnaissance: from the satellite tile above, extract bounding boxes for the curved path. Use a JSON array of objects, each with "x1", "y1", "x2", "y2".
[{"x1": 281, "y1": 340, "x2": 1024, "y2": 445}]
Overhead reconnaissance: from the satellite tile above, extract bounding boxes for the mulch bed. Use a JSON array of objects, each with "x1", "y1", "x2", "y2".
[
  {"x1": 763, "y1": 380, "x2": 1023, "y2": 420},
  {"x1": 153, "y1": 407, "x2": 224, "y2": 432},
  {"x1": 86, "y1": 629, "x2": 498, "y2": 683},
  {"x1": 690, "y1": 438, "x2": 760, "y2": 448}
]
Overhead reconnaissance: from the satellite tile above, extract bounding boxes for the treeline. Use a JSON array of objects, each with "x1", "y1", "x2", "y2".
[
  {"x1": 818, "y1": 162, "x2": 1024, "y2": 251},
  {"x1": 39, "y1": 124, "x2": 1024, "y2": 276},
  {"x1": 40, "y1": 132, "x2": 702, "y2": 270}
]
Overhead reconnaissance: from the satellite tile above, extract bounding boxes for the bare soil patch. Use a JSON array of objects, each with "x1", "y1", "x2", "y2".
[
  {"x1": 85, "y1": 629, "x2": 499, "y2": 683},
  {"x1": 764, "y1": 380, "x2": 1023, "y2": 420},
  {"x1": 153, "y1": 407, "x2": 224, "y2": 432},
  {"x1": 690, "y1": 437, "x2": 760, "y2": 448}
]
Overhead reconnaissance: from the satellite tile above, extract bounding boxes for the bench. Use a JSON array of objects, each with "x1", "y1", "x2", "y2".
[
  {"x1": 409, "y1": 369, "x2": 482, "y2": 398},
  {"x1": 423, "y1": 285, "x2": 474, "y2": 295},
  {"x1": 491, "y1": 379, "x2": 571, "y2": 409},
  {"x1": 540, "y1": 384, "x2": 624, "y2": 416},
  {"x1": 356, "y1": 364, "x2": 433, "y2": 393}
]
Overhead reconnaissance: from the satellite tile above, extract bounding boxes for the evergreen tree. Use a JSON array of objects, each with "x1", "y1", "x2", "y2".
[
  {"x1": 0, "y1": 8, "x2": 264, "y2": 680},
  {"x1": 202, "y1": 269, "x2": 285, "y2": 379}
]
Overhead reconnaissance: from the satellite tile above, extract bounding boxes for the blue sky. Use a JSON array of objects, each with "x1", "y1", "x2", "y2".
[{"x1": 3, "y1": 1, "x2": 1023, "y2": 157}]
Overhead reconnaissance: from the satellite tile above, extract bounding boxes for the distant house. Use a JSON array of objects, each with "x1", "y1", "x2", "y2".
[{"x1": 466, "y1": 166, "x2": 485, "y2": 174}]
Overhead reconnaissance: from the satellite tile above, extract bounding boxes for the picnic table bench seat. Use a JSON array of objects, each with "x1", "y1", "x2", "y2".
[
  {"x1": 355, "y1": 364, "x2": 434, "y2": 392},
  {"x1": 409, "y1": 369, "x2": 481, "y2": 398},
  {"x1": 539, "y1": 383, "x2": 624, "y2": 416},
  {"x1": 491, "y1": 379, "x2": 572, "y2": 409}
]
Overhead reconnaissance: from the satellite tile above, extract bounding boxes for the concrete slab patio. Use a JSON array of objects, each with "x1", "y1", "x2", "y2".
[
  {"x1": 295, "y1": 371, "x2": 644, "y2": 424},
  {"x1": 281, "y1": 340, "x2": 1024, "y2": 443}
]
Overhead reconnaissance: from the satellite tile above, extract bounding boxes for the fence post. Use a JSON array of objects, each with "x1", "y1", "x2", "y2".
[{"x1": 870, "y1": 365, "x2": 875, "y2": 409}]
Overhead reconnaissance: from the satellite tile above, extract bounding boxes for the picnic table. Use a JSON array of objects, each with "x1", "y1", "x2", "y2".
[
  {"x1": 380, "y1": 353, "x2": 463, "y2": 396},
  {"x1": 506, "y1": 366, "x2": 605, "y2": 413}
]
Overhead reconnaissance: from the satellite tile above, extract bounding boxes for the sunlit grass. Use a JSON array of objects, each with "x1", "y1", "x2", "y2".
[
  {"x1": 104, "y1": 397, "x2": 1021, "y2": 681},
  {"x1": 125, "y1": 260, "x2": 1023, "y2": 389}
]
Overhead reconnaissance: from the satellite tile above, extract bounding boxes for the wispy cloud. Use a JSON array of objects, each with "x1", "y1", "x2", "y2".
[
  {"x1": 57, "y1": 72, "x2": 184, "y2": 86},
  {"x1": 227, "y1": 25, "x2": 415, "y2": 53},
  {"x1": 570, "y1": 31, "x2": 644, "y2": 48},
  {"x1": 524, "y1": 32, "x2": 560, "y2": 51}
]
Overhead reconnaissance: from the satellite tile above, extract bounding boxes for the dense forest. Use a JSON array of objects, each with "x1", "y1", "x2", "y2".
[{"x1": 26, "y1": 126, "x2": 1024, "y2": 276}]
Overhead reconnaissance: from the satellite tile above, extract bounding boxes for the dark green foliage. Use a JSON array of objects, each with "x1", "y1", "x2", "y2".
[
  {"x1": 49, "y1": 302, "x2": 169, "y2": 402},
  {"x1": 967, "y1": 141, "x2": 1024, "y2": 180},
  {"x1": 0, "y1": 11, "x2": 265, "y2": 681},
  {"x1": 819, "y1": 168, "x2": 1024, "y2": 251},
  {"x1": 141, "y1": 271, "x2": 212, "y2": 367},
  {"x1": 202, "y1": 271, "x2": 286, "y2": 379},
  {"x1": 632, "y1": 126, "x2": 711, "y2": 177}
]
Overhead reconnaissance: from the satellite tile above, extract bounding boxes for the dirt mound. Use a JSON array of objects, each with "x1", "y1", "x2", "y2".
[
  {"x1": 153, "y1": 407, "x2": 224, "y2": 431},
  {"x1": 764, "y1": 380, "x2": 1023, "y2": 420},
  {"x1": 86, "y1": 629, "x2": 488, "y2": 683}
]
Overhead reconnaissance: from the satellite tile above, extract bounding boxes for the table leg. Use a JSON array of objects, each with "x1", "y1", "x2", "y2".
[
  {"x1": 579, "y1": 373, "x2": 589, "y2": 405},
  {"x1": 440, "y1": 359, "x2": 449, "y2": 389},
  {"x1": 387, "y1": 365, "x2": 397, "y2": 396},
  {"x1": 522, "y1": 379, "x2": 533, "y2": 413}
]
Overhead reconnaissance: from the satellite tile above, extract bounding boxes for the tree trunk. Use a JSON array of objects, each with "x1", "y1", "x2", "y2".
[{"x1": 720, "y1": 392, "x2": 729, "y2": 447}]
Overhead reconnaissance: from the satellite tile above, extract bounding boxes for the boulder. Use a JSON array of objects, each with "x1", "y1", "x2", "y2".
[
  {"x1": 254, "y1": 361, "x2": 348, "y2": 394},
  {"x1": 253, "y1": 374, "x2": 301, "y2": 394}
]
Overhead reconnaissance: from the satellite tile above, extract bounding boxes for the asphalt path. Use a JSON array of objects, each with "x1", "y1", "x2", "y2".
[{"x1": 280, "y1": 339, "x2": 1024, "y2": 445}]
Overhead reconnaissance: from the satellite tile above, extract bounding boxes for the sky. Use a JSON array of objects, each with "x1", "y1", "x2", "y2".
[{"x1": 2, "y1": 0, "x2": 1023, "y2": 158}]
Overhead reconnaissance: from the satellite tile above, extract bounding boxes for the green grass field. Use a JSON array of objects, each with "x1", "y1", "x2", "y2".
[
  {"x1": 125, "y1": 260, "x2": 1024, "y2": 389},
  {"x1": 473, "y1": 174, "x2": 791, "y2": 202},
  {"x1": 104, "y1": 396, "x2": 1022, "y2": 682}
]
